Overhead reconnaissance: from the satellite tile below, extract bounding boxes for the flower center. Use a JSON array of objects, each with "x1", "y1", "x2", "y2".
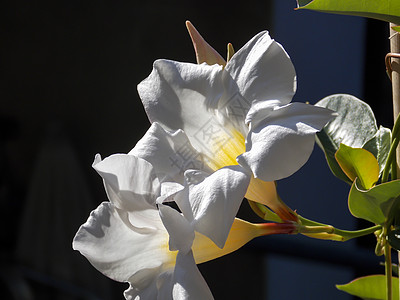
[{"x1": 205, "y1": 127, "x2": 246, "y2": 171}]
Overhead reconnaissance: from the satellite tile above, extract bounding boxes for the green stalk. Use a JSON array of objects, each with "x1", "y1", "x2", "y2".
[
  {"x1": 382, "y1": 113, "x2": 400, "y2": 183},
  {"x1": 385, "y1": 227, "x2": 393, "y2": 300},
  {"x1": 392, "y1": 157, "x2": 398, "y2": 181},
  {"x1": 299, "y1": 215, "x2": 381, "y2": 241},
  {"x1": 383, "y1": 136, "x2": 399, "y2": 183},
  {"x1": 333, "y1": 225, "x2": 382, "y2": 241}
]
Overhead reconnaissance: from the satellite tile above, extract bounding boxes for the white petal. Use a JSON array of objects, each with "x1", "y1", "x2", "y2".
[
  {"x1": 138, "y1": 60, "x2": 233, "y2": 158},
  {"x1": 173, "y1": 170, "x2": 207, "y2": 224},
  {"x1": 125, "y1": 252, "x2": 213, "y2": 300},
  {"x1": 172, "y1": 251, "x2": 214, "y2": 300},
  {"x1": 237, "y1": 102, "x2": 335, "y2": 181},
  {"x1": 124, "y1": 280, "x2": 159, "y2": 300},
  {"x1": 124, "y1": 269, "x2": 176, "y2": 300},
  {"x1": 159, "y1": 204, "x2": 195, "y2": 254},
  {"x1": 72, "y1": 203, "x2": 173, "y2": 284},
  {"x1": 130, "y1": 122, "x2": 212, "y2": 184},
  {"x1": 93, "y1": 154, "x2": 159, "y2": 210},
  {"x1": 181, "y1": 166, "x2": 251, "y2": 248},
  {"x1": 138, "y1": 59, "x2": 223, "y2": 130},
  {"x1": 156, "y1": 271, "x2": 175, "y2": 300},
  {"x1": 244, "y1": 99, "x2": 282, "y2": 126},
  {"x1": 224, "y1": 31, "x2": 296, "y2": 106},
  {"x1": 157, "y1": 181, "x2": 185, "y2": 204}
]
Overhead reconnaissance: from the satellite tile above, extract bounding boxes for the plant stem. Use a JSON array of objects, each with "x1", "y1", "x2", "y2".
[
  {"x1": 390, "y1": 23, "x2": 400, "y2": 175},
  {"x1": 333, "y1": 225, "x2": 382, "y2": 241},
  {"x1": 385, "y1": 228, "x2": 393, "y2": 300},
  {"x1": 390, "y1": 23, "x2": 400, "y2": 300},
  {"x1": 382, "y1": 112, "x2": 400, "y2": 182},
  {"x1": 383, "y1": 129, "x2": 400, "y2": 183},
  {"x1": 298, "y1": 215, "x2": 381, "y2": 241},
  {"x1": 398, "y1": 251, "x2": 400, "y2": 300}
]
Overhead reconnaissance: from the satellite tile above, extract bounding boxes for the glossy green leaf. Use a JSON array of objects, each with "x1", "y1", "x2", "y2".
[
  {"x1": 393, "y1": 26, "x2": 400, "y2": 33},
  {"x1": 296, "y1": 0, "x2": 400, "y2": 25},
  {"x1": 335, "y1": 144, "x2": 379, "y2": 189},
  {"x1": 363, "y1": 126, "x2": 391, "y2": 175},
  {"x1": 348, "y1": 179, "x2": 400, "y2": 225},
  {"x1": 337, "y1": 275, "x2": 399, "y2": 299},
  {"x1": 316, "y1": 94, "x2": 381, "y2": 184}
]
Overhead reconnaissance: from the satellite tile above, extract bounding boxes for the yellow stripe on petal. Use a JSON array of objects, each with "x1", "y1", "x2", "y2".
[
  {"x1": 198, "y1": 125, "x2": 298, "y2": 221},
  {"x1": 205, "y1": 128, "x2": 246, "y2": 171}
]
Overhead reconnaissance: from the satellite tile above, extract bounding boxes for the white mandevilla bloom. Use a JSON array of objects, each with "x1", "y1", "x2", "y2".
[
  {"x1": 73, "y1": 148, "x2": 292, "y2": 299},
  {"x1": 136, "y1": 22, "x2": 335, "y2": 220}
]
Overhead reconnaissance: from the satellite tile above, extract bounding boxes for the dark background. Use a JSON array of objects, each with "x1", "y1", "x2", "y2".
[{"x1": 0, "y1": 0, "x2": 393, "y2": 299}]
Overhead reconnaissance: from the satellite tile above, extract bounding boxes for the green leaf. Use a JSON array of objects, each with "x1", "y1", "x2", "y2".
[
  {"x1": 335, "y1": 144, "x2": 379, "y2": 189},
  {"x1": 316, "y1": 94, "x2": 381, "y2": 184},
  {"x1": 363, "y1": 126, "x2": 392, "y2": 176},
  {"x1": 316, "y1": 128, "x2": 351, "y2": 185},
  {"x1": 348, "y1": 179, "x2": 400, "y2": 225},
  {"x1": 296, "y1": 0, "x2": 400, "y2": 25},
  {"x1": 393, "y1": 26, "x2": 400, "y2": 33},
  {"x1": 337, "y1": 275, "x2": 399, "y2": 299}
]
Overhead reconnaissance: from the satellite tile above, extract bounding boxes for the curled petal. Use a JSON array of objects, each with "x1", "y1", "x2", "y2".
[
  {"x1": 171, "y1": 251, "x2": 214, "y2": 300},
  {"x1": 159, "y1": 204, "x2": 195, "y2": 254},
  {"x1": 178, "y1": 165, "x2": 251, "y2": 248},
  {"x1": 125, "y1": 247, "x2": 213, "y2": 300},
  {"x1": 72, "y1": 202, "x2": 172, "y2": 283},
  {"x1": 224, "y1": 31, "x2": 296, "y2": 105},
  {"x1": 93, "y1": 154, "x2": 159, "y2": 210},
  {"x1": 130, "y1": 122, "x2": 211, "y2": 184},
  {"x1": 245, "y1": 101, "x2": 335, "y2": 129},
  {"x1": 93, "y1": 154, "x2": 180, "y2": 229},
  {"x1": 138, "y1": 60, "x2": 231, "y2": 157},
  {"x1": 138, "y1": 59, "x2": 223, "y2": 131},
  {"x1": 238, "y1": 102, "x2": 335, "y2": 181},
  {"x1": 157, "y1": 181, "x2": 185, "y2": 204},
  {"x1": 244, "y1": 100, "x2": 282, "y2": 126}
]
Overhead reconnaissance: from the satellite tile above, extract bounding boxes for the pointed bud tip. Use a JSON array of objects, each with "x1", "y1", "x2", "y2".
[
  {"x1": 185, "y1": 21, "x2": 226, "y2": 66},
  {"x1": 227, "y1": 43, "x2": 235, "y2": 62},
  {"x1": 185, "y1": 20, "x2": 194, "y2": 31}
]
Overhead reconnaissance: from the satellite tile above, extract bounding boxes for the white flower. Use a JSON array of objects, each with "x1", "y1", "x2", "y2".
[
  {"x1": 137, "y1": 25, "x2": 335, "y2": 219},
  {"x1": 73, "y1": 199, "x2": 213, "y2": 300},
  {"x1": 73, "y1": 150, "x2": 279, "y2": 299}
]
